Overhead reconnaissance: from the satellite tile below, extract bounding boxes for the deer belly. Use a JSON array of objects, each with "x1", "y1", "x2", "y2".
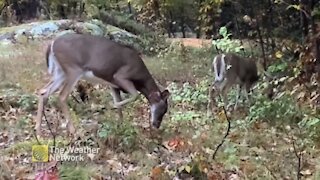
[{"x1": 82, "y1": 71, "x2": 119, "y2": 88}]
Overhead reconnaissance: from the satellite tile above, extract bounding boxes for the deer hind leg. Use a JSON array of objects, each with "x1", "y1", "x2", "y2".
[
  {"x1": 206, "y1": 84, "x2": 216, "y2": 117},
  {"x1": 35, "y1": 71, "x2": 66, "y2": 136},
  {"x1": 57, "y1": 74, "x2": 82, "y2": 136},
  {"x1": 216, "y1": 80, "x2": 231, "y2": 110},
  {"x1": 110, "y1": 88, "x2": 123, "y2": 121},
  {"x1": 234, "y1": 84, "x2": 242, "y2": 110}
]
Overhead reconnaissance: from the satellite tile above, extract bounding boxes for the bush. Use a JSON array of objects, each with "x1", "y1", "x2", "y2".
[
  {"x1": 169, "y1": 80, "x2": 209, "y2": 109},
  {"x1": 247, "y1": 93, "x2": 302, "y2": 125},
  {"x1": 212, "y1": 26, "x2": 244, "y2": 53}
]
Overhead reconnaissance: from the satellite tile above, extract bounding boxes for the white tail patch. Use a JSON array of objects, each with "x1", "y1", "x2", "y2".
[
  {"x1": 213, "y1": 54, "x2": 226, "y2": 82},
  {"x1": 46, "y1": 40, "x2": 66, "y2": 94},
  {"x1": 47, "y1": 41, "x2": 65, "y2": 79}
]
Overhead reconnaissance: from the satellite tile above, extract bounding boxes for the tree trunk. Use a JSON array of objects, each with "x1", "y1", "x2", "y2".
[
  {"x1": 116, "y1": 0, "x2": 120, "y2": 11},
  {"x1": 168, "y1": 10, "x2": 175, "y2": 37},
  {"x1": 196, "y1": 0, "x2": 203, "y2": 38},
  {"x1": 79, "y1": 1, "x2": 85, "y2": 17},
  {"x1": 57, "y1": 4, "x2": 66, "y2": 19},
  {"x1": 300, "y1": 0, "x2": 309, "y2": 42},
  {"x1": 180, "y1": 7, "x2": 186, "y2": 38},
  {"x1": 128, "y1": 2, "x2": 132, "y2": 14}
]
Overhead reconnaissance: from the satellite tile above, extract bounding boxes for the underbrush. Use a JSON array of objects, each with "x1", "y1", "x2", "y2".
[{"x1": 0, "y1": 39, "x2": 320, "y2": 179}]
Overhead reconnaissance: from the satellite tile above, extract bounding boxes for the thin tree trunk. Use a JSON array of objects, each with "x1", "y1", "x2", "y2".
[
  {"x1": 257, "y1": 23, "x2": 267, "y2": 70},
  {"x1": 180, "y1": 7, "x2": 186, "y2": 38},
  {"x1": 128, "y1": 2, "x2": 132, "y2": 14}
]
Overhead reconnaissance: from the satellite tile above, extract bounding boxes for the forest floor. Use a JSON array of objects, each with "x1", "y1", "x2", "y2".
[{"x1": 0, "y1": 39, "x2": 319, "y2": 179}]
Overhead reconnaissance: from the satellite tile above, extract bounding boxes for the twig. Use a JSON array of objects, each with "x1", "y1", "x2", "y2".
[
  {"x1": 284, "y1": 128, "x2": 302, "y2": 180},
  {"x1": 71, "y1": 93, "x2": 81, "y2": 104},
  {"x1": 43, "y1": 109, "x2": 56, "y2": 148},
  {"x1": 212, "y1": 95, "x2": 231, "y2": 160},
  {"x1": 262, "y1": 163, "x2": 278, "y2": 180},
  {"x1": 292, "y1": 140, "x2": 302, "y2": 180}
]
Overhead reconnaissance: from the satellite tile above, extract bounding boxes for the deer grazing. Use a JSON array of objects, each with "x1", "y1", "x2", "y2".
[
  {"x1": 35, "y1": 33, "x2": 170, "y2": 136},
  {"x1": 209, "y1": 53, "x2": 259, "y2": 110}
]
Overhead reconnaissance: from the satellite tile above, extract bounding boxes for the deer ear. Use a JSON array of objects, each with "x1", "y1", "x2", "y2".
[{"x1": 161, "y1": 90, "x2": 170, "y2": 100}]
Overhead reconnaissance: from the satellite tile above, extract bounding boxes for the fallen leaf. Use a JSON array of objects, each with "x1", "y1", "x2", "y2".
[
  {"x1": 300, "y1": 169, "x2": 312, "y2": 176},
  {"x1": 151, "y1": 166, "x2": 165, "y2": 179},
  {"x1": 275, "y1": 51, "x2": 283, "y2": 59},
  {"x1": 185, "y1": 165, "x2": 191, "y2": 173}
]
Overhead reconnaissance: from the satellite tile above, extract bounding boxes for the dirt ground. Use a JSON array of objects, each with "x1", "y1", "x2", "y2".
[{"x1": 168, "y1": 38, "x2": 212, "y2": 48}]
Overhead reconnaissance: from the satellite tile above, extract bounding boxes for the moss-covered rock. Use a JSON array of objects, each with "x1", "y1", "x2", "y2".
[{"x1": 0, "y1": 19, "x2": 144, "y2": 51}]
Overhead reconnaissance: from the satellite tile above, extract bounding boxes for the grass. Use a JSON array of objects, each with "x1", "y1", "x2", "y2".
[
  {"x1": 0, "y1": 40, "x2": 320, "y2": 179},
  {"x1": 0, "y1": 41, "x2": 48, "y2": 93}
]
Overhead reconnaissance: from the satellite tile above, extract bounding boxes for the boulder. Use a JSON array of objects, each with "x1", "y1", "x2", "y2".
[{"x1": 0, "y1": 19, "x2": 144, "y2": 51}]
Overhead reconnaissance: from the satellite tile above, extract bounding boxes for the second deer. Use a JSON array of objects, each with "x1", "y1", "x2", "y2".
[{"x1": 209, "y1": 53, "x2": 260, "y2": 110}]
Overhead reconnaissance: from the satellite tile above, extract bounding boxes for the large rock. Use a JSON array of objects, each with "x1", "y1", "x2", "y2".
[{"x1": 0, "y1": 19, "x2": 144, "y2": 51}]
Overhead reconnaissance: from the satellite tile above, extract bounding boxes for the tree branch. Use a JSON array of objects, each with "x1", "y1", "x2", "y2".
[{"x1": 212, "y1": 95, "x2": 231, "y2": 160}]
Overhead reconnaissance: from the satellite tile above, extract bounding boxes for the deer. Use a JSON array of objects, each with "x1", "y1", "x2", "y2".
[
  {"x1": 208, "y1": 53, "x2": 260, "y2": 111},
  {"x1": 35, "y1": 33, "x2": 170, "y2": 136}
]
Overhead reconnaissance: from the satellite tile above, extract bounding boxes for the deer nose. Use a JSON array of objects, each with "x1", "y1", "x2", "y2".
[{"x1": 152, "y1": 121, "x2": 161, "y2": 129}]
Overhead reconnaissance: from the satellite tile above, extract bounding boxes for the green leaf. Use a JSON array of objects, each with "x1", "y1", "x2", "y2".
[{"x1": 219, "y1": 26, "x2": 228, "y2": 37}]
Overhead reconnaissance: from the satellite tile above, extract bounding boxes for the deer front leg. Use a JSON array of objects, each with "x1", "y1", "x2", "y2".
[
  {"x1": 234, "y1": 85, "x2": 242, "y2": 110},
  {"x1": 110, "y1": 77, "x2": 139, "y2": 108},
  {"x1": 244, "y1": 83, "x2": 252, "y2": 107}
]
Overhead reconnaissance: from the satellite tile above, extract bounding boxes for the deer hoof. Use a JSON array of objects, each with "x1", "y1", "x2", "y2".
[
  {"x1": 109, "y1": 101, "x2": 121, "y2": 109},
  {"x1": 67, "y1": 123, "x2": 76, "y2": 136},
  {"x1": 34, "y1": 128, "x2": 43, "y2": 137}
]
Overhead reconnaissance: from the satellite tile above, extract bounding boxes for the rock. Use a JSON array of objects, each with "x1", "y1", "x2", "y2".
[
  {"x1": 0, "y1": 19, "x2": 145, "y2": 52},
  {"x1": 56, "y1": 30, "x2": 76, "y2": 37},
  {"x1": 74, "y1": 22, "x2": 104, "y2": 36},
  {"x1": 0, "y1": 32, "x2": 13, "y2": 41},
  {"x1": 29, "y1": 21, "x2": 59, "y2": 37}
]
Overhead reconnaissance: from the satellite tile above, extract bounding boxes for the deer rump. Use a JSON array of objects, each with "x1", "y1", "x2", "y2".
[{"x1": 212, "y1": 53, "x2": 259, "y2": 109}]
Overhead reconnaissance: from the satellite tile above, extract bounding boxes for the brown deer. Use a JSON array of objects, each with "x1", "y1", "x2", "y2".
[
  {"x1": 35, "y1": 33, "x2": 170, "y2": 136},
  {"x1": 209, "y1": 53, "x2": 259, "y2": 110}
]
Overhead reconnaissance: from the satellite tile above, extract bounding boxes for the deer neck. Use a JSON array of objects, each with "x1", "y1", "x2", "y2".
[{"x1": 138, "y1": 78, "x2": 160, "y2": 102}]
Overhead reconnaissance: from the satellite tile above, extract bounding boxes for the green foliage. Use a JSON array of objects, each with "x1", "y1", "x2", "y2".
[
  {"x1": 212, "y1": 27, "x2": 244, "y2": 53},
  {"x1": 267, "y1": 61, "x2": 288, "y2": 73},
  {"x1": 222, "y1": 143, "x2": 240, "y2": 169},
  {"x1": 198, "y1": 0, "x2": 223, "y2": 37},
  {"x1": 299, "y1": 114, "x2": 320, "y2": 142},
  {"x1": 98, "y1": 120, "x2": 138, "y2": 150},
  {"x1": 17, "y1": 115, "x2": 31, "y2": 128},
  {"x1": 172, "y1": 111, "x2": 201, "y2": 122},
  {"x1": 247, "y1": 93, "x2": 302, "y2": 125},
  {"x1": 169, "y1": 81, "x2": 209, "y2": 108},
  {"x1": 17, "y1": 94, "x2": 37, "y2": 111},
  {"x1": 60, "y1": 165, "x2": 93, "y2": 180},
  {"x1": 100, "y1": 10, "x2": 153, "y2": 36}
]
